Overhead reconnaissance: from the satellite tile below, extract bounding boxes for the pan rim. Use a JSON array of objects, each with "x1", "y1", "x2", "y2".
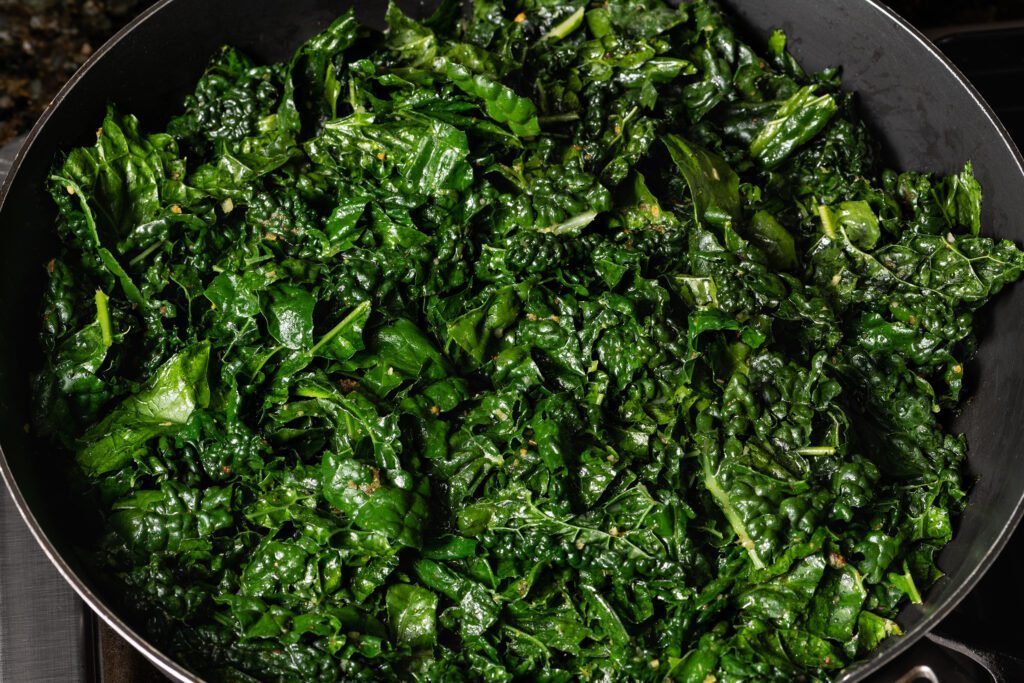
[
  {"x1": 829, "y1": 1, "x2": 1024, "y2": 680},
  {"x1": 1, "y1": 1, "x2": 1023, "y2": 681}
]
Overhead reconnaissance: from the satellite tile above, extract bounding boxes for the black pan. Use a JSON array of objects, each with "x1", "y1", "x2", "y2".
[{"x1": 2, "y1": 1, "x2": 1023, "y2": 681}]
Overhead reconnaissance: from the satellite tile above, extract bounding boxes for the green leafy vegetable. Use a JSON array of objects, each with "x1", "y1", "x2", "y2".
[
  {"x1": 33, "y1": 1, "x2": 1023, "y2": 681},
  {"x1": 751, "y1": 85, "x2": 839, "y2": 168},
  {"x1": 386, "y1": 584, "x2": 439, "y2": 648},
  {"x1": 76, "y1": 342, "x2": 210, "y2": 476},
  {"x1": 664, "y1": 133, "x2": 741, "y2": 221}
]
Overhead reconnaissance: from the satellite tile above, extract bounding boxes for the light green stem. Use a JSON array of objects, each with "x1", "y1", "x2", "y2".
[
  {"x1": 95, "y1": 289, "x2": 113, "y2": 348},
  {"x1": 538, "y1": 6, "x2": 585, "y2": 44},
  {"x1": 309, "y1": 300, "x2": 371, "y2": 356},
  {"x1": 818, "y1": 204, "x2": 837, "y2": 239},
  {"x1": 538, "y1": 113, "x2": 580, "y2": 125},
  {"x1": 795, "y1": 446, "x2": 836, "y2": 456},
  {"x1": 538, "y1": 211, "x2": 598, "y2": 236},
  {"x1": 702, "y1": 455, "x2": 765, "y2": 569}
]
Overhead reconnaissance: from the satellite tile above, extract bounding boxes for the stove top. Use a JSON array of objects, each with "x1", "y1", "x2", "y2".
[{"x1": 3, "y1": 12, "x2": 1024, "y2": 683}]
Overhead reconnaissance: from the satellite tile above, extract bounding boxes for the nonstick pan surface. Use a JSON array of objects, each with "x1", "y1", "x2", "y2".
[{"x1": 2, "y1": 1, "x2": 1023, "y2": 680}]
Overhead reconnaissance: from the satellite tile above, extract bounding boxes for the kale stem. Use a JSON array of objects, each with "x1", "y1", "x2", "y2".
[
  {"x1": 222, "y1": 317, "x2": 253, "y2": 361},
  {"x1": 349, "y1": 78, "x2": 363, "y2": 114},
  {"x1": 620, "y1": 106, "x2": 640, "y2": 128},
  {"x1": 95, "y1": 289, "x2": 113, "y2": 348},
  {"x1": 128, "y1": 239, "x2": 166, "y2": 267},
  {"x1": 51, "y1": 175, "x2": 100, "y2": 247},
  {"x1": 538, "y1": 113, "x2": 580, "y2": 125},
  {"x1": 538, "y1": 211, "x2": 598, "y2": 235},
  {"x1": 249, "y1": 345, "x2": 283, "y2": 379},
  {"x1": 537, "y1": 5, "x2": 585, "y2": 44},
  {"x1": 701, "y1": 453, "x2": 765, "y2": 569},
  {"x1": 795, "y1": 446, "x2": 836, "y2": 455},
  {"x1": 818, "y1": 204, "x2": 837, "y2": 239},
  {"x1": 309, "y1": 300, "x2": 371, "y2": 356}
]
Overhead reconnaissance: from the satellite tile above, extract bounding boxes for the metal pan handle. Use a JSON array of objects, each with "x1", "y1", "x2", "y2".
[{"x1": 877, "y1": 632, "x2": 1024, "y2": 683}]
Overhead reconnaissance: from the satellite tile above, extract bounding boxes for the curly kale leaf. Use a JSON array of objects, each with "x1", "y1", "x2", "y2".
[{"x1": 76, "y1": 342, "x2": 210, "y2": 476}]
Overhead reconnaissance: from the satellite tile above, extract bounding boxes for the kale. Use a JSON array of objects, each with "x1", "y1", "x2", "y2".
[{"x1": 33, "y1": 1, "x2": 1024, "y2": 681}]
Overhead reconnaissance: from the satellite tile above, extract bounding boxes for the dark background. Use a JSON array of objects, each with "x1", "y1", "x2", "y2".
[{"x1": 2, "y1": 0, "x2": 1024, "y2": 144}]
